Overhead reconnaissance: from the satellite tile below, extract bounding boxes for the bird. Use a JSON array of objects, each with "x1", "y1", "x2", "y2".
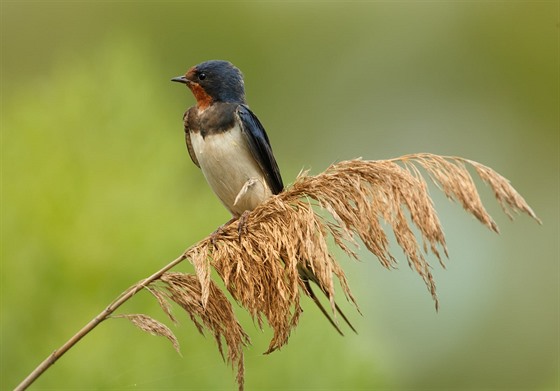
[
  {"x1": 172, "y1": 60, "x2": 355, "y2": 335},
  {"x1": 171, "y1": 60, "x2": 283, "y2": 219}
]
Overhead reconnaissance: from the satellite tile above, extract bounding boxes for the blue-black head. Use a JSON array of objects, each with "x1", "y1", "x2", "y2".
[{"x1": 172, "y1": 60, "x2": 246, "y2": 107}]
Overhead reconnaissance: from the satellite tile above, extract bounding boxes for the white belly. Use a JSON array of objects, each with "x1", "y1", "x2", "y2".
[{"x1": 190, "y1": 125, "x2": 273, "y2": 217}]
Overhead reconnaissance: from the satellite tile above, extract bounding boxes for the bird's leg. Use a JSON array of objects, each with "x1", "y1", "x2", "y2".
[
  {"x1": 237, "y1": 210, "x2": 251, "y2": 241},
  {"x1": 209, "y1": 208, "x2": 251, "y2": 246},
  {"x1": 210, "y1": 217, "x2": 237, "y2": 247},
  {"x1": 233, "y1": 178, "x2": 258, "y2": 241},
  {"x1": 211, "y1": 178, "x2": 257, "y2": 245}
]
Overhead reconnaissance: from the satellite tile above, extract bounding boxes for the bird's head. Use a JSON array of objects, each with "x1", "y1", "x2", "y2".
[{"x1": 172, "y1": 60, "x2": 246, "y2": 110}]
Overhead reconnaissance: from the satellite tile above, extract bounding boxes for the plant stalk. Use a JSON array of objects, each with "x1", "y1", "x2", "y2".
[{"x1": 14, "y1": 253, "x2": 188, "y2": 391}]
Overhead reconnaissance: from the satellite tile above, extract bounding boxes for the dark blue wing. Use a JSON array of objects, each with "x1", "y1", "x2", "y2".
[{"x1": 236, "y1": 104, "x2": 284, "y2": 194}]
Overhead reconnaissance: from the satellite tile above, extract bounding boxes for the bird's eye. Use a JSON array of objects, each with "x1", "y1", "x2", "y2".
[{"x1": 198, "y1": 73, "x2": 206, "y2": 81}]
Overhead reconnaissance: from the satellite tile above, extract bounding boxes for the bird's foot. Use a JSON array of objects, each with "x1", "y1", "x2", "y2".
[
  {"x1": 209, "y1": 211, "x2": 251, "y2": 246},
  {"x1": 210, "y1": 217, "x2": 237, "y2": 247},
  {"x1": 237, "y1": 210, "x2": 251, "y2": 241}
]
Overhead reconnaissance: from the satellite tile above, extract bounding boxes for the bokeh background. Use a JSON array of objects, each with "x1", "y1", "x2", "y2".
[{"x1": 2, "y1": 2, "x2": 558, "y2": 390}]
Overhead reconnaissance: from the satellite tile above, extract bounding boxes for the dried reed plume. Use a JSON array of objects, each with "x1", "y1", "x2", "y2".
[{"x1": 15, "y1": 154, "x2": 539, "y2": 391}]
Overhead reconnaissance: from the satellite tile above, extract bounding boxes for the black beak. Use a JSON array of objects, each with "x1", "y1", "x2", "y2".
[{"x1": 171, "y1": 76, "x2": 190, "y2": 84}]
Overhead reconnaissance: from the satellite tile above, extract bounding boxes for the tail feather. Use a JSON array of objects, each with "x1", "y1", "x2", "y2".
[
  {"x1": 334, "y1": 300, "x2": 357, "y2": 334},
  {"x1": 302, "y1": 278, "x2": 357, "y2": 335},
  {"x1": 303, "y1": 280, "x2": 345, "y2": 336}
]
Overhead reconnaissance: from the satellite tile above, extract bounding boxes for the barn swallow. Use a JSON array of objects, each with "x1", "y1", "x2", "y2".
[
  {"x1": 171, "y1": 60, "x2": 283, "y2": 218},
  {"x1": 172, "y1": 60, "x2": 355, "y2": 335}
]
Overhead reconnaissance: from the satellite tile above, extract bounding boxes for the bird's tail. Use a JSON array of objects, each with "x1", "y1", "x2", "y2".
[{"x1": 298, "y1": 265, "x2": 357, "y2": 336}]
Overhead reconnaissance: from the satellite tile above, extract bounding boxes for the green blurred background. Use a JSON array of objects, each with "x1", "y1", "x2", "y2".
[{"x1": 1, "y1": 2, "x2": 558, "y2": 390}]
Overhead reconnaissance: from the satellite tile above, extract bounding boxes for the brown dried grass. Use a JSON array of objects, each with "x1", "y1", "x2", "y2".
[
  {"x1": 21, "y1": 154, "x2": 539, "y2": 391},
  {"x1": 133, "y1": 154, "x2": 538, "y2": 391},
  {"x1": 116, "y1": 314, "x2": 181, "y2": 354},
  {"x1": 152, "y1": 272, "x2": 250, "y2": 390}
]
